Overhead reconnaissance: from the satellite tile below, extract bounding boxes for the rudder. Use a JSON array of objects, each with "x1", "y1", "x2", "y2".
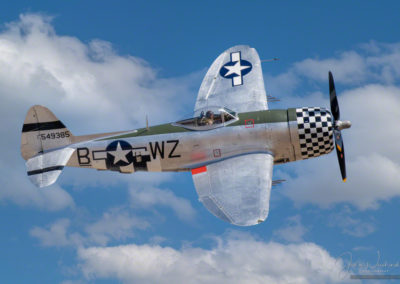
[{"x1": 21, "y1": 105, "x2": 74, "y2": 160}]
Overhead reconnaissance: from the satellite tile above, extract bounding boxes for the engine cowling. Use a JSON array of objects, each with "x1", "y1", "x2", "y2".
[{"x1": 292, "y1": 107, "x2": 334, "y2": 160}]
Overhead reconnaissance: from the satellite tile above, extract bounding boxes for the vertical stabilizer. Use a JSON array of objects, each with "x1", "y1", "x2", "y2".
[{"x1": 21, "y1": 105, "x2": 74, "y2": 160}]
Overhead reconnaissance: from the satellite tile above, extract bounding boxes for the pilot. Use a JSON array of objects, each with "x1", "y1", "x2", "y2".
[
  {"x1": 205, "y1": 110, "x2": 214, "y2": 125},
  {"x1": 198, "y1": 111, "x2": 205, "y2": 126}
]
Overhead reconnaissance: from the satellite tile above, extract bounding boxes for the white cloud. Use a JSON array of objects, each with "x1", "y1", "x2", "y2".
[
  {"x1": 78, "y1": 234, "x2": 350, "y2": 284},
  {"x1": 63, "y1": 169, "x2": 175, "y2": 191},
  {"x1": 266, "y1": 41, "x2": 400, "y2": 106},
  {"x1": 31, "y1": 208, "x2": 149, "y2": 247},
  {"x1": 340, "y1": 84, "x2": 400, "y2": 158},
  {"x1": 281, "y1": 153, "x2": 400, "y2": 210},
  {"x1": 0, "y1": 13, "x2": 199, "y2": 209},
  {"x1": 85, "y1": 207, "x2": 149, "y2": 246},
  {"x1": 265, "y1": 71, "x2": 300, "y2": 97},
  {"x1": 280, "y1": 85, "x2": 400, "y2": 210},
  {"x1": 288, "y1": 41, "x2": 400, "y2": 86},
  {"x1": 148, "y1": 235, "x2": 167, "y2": 245},
  {"x1": 60, "y1": 280, "x2": 85, "y2": 284},
  {"x1": 129, "y1": 185, "x2": 196, "y2": 222},
  {"x1": 30, "y1": 218, "x2": 83, "y2": 247},
  {"x1": 0, "y1": 14, "x2": 198, "y2": 133},
  {"x1": 268, "y1": 45, "x2": 400, "y2": 211},
  {"x1": 0, "y1": 163, "x2": 74, "y2": 211},
  {"x1": 328, "y1": 206, "x2": 376, "y2": 237},
  {"x1": 273, "y1": 215, "x2": 307, "y2": 243},
  {"x1": 294, "y1": 51, "x2": 367, "y2": 84}
]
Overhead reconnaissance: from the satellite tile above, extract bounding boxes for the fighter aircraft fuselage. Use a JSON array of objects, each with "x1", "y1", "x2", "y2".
[{"x1": 65, "y1": 107, "x2": 334, "y2": 174}]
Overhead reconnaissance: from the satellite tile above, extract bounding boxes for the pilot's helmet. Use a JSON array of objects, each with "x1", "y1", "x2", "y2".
[{"x1": 206, "y1": 110, "x2": 214, "y2": 118}]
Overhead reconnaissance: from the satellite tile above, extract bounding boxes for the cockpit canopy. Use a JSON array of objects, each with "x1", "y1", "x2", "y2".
[{"x1": 173, "y1": 106, "x2": 238, "y2": 131}]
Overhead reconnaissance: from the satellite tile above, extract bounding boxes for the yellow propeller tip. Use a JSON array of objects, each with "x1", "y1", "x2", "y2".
[{"x1": 343, "y1": 178, "x2": 347, "y2": 183}]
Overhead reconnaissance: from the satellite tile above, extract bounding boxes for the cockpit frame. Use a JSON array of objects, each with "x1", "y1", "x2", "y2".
[{"x1": 172, "y1": 106, "x2": 239, "y2": 131}]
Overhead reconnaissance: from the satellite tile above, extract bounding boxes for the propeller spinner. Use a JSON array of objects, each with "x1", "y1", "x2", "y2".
[{"x1": 329, "y1": 71, "x2": 351, "y2": 182}]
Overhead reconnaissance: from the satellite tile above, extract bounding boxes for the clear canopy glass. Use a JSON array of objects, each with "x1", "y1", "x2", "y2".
[{"x1": 173, "y1": 106, "x2": 238, "y2": 131}]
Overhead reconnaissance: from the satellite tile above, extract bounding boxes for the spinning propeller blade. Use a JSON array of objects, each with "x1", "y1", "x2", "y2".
[
  {"x1": 329, "y1": 71, "x2": 351, "y2": 182},
  {"x1": 329, "y1": 72, "x2": 340, "y2": 121}
]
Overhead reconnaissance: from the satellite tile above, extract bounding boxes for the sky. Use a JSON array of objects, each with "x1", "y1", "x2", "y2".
[{"x1": 1, "y1": 1, "x2": 400, "y2": 283}]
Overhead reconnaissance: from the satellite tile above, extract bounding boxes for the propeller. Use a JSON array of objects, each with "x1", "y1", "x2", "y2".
[{"x1": 329, "y1": 71, "x2": 351, "y2": 182}]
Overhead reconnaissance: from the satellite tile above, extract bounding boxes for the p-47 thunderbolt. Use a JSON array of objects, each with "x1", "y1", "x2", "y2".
[{"x1": 21, "y1": 46, "x2": 351, "y2": 226}]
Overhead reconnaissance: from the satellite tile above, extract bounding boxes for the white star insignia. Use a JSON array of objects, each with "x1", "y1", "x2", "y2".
[
  {"x1": 224, "y1": 60, "x2": 251, "y2": 77},
  {"x1": 108, "y1": 142, "x2": 131, "y2": 164}
]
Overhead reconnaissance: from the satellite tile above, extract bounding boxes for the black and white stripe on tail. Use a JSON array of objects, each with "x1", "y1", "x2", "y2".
[{"x1": 21, "y1": 105, "x2": 74, "y2": 160}]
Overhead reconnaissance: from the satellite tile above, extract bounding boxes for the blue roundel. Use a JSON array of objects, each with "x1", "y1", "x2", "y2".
[
  {"x1": 105, "y1": 140, "x2": 133, "y2": 169},
  {"x1": 219, "y1": 59, "x2": 253, "y2": 79}
]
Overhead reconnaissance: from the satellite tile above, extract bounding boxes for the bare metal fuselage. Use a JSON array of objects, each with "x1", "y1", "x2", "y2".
[{"x1": 66, "y1": 108, "x2": 334, "y2": 173}]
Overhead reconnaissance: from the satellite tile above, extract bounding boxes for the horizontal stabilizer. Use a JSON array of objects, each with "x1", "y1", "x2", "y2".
[{"x1": 26, "y1": 147, "x2": 75, "y2": 188}]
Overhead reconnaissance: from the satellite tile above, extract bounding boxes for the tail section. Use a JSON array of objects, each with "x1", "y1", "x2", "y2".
[
  {"x1": 21, "y1": 105, "x2": 74, "y2": 160},
  {"x1": 21, "y1": 105, "x2": 130, "y2": 187}
]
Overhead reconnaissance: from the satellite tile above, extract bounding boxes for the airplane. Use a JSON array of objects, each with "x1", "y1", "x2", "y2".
[{"x1": 21, "y1": 45, "x2": 351, "y2": 226}]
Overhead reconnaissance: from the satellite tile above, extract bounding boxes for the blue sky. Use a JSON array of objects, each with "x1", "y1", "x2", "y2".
[{"x1": 1, "y1": 1, "x2": 400, "y2": 283}]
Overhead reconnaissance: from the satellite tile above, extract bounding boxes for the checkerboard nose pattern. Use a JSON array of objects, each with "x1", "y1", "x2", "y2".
[{"x1": 296, "y1": 107, "x2": 334, "y2": 159}]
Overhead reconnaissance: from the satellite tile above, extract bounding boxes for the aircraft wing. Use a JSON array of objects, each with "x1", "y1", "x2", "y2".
[
  {"x1": 192, "y1": 153, "x2": 273, "y2": 226},
  {"x1": 195, "y1": 45, "x2": 268, "y2": 113}
]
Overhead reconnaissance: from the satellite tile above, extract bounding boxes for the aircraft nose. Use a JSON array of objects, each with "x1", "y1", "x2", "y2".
[{"x1": 335, "y1": 120, "x2": 352, "y2": 130}]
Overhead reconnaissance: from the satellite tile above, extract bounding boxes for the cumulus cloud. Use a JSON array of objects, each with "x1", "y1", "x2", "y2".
[
  {"x1": 0, "y1": 14, "x2": 198, "y2": 132},
  {"x1": 60, "y1": 281, "x2": 85, "y2": 284},
  {"x1": 340, "y1": 84, "x2": 400, "y2": 158},
  {"x1": 85, "y1": 207, "x2": 149, "y2": 246},
  {"x1": 266, "y1": 41, "x2": 400, "y2": 105},
  {"x1": 279, "y1": 86, "x2": 400, "y2": 210},
  {"x1": 30, "y1": 208, "x2": 149, "y2": 247},
  {"x1": 282, "y1": 41, "x2": 400, "y2": 86},
  {"x1": 0, "y1": 161, "x2": 74, "y2": 210},
  {"x1": 267, "y1": 44, "x2": 400, "y2": 211},
  {"x1": 273, "y1": 215, "x2": 307, "y2": 243},
  {"x1": 0, "y1": 13, "x2": 199, "y2": 209},
  {"x1": 77, "y1": 234, "x2": 350, "y2": 284},
  {"x1": 294, "y1": 51, "x2": 367, "y2": 84},
  {"x1": 30, "y1": 218, "x2": 83, "y2": 247},
  {"x1": 280, "y1": 154, "x2": 400, "y2": 210},
  {"x1": 328, "y1": 206, "x2": 376, "y2": 237},
  {"x1": 129, "y1": 186, "x2": 196, "y2": 222}
]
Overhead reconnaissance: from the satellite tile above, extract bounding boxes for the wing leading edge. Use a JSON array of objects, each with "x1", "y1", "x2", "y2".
[{"x1": 192, "y1": 153, "x2": 273, "y2": 226}]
